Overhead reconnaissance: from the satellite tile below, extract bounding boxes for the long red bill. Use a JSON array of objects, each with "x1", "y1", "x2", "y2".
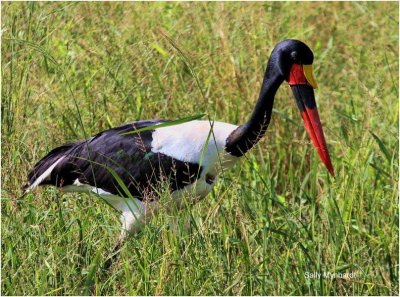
[{"x1": 291, "y1": 85, "x2": 334, "y2": 176}]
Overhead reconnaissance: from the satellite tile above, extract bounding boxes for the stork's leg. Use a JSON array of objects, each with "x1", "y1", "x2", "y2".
[
  {"x1": 103, "y1": 238, "x2": 124, "y2": 271},
  {"x1": 102, "y1": 197, "x2": 156, "y2": 270}
]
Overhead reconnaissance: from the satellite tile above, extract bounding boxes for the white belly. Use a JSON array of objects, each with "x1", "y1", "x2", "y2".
[{"x1": 170, "y1": 176, "x2": 215, "y2": 207}]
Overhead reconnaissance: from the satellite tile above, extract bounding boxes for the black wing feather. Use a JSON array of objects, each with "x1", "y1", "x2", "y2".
[{"x1": 26, "y1": 120, "x2": 202, "y2": 200}]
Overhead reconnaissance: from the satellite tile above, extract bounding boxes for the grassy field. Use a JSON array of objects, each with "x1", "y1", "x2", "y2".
[{"x1": 1, "y1": 1, "x2": 398, "y2": 295}]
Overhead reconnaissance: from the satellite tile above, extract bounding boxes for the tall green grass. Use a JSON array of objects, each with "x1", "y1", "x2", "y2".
[{"x1": 1, "y1": 2, "x2": 398, "y2": 295}]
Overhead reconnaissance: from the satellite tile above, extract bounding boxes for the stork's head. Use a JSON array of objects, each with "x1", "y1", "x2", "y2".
[{"x1": 271, "y1": 39, "x2": 334, "y2": 176}]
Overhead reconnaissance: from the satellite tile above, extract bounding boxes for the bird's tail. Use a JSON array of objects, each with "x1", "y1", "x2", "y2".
[{"x1": 22, "y1": 144, "x2": 74, "y2": 196}]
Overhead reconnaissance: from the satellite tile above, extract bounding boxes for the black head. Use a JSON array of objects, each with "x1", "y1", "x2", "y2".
[
  {"x1": 269, "y1": 39, "x2": 315, "y2": 80},
  {"x1": 268, "y1": 39, "x2": 334, "y2": 176}
]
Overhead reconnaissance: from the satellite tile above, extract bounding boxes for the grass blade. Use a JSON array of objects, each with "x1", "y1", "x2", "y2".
[
  {"x1": 122, "y1": 113, "x2": 206, "y2": 135},
  {"x1": 369, "y1": 130, "x2": 391, "y2": 162}
]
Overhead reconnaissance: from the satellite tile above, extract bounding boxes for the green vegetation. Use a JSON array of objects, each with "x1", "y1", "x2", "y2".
[{"x1": 1, "y1": 2, "x2": 398, "y2": 295}]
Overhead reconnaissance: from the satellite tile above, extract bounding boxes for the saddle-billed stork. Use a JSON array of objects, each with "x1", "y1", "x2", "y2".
[{"x1": 24, "y1": 39, "x2": 333, "y2": 259}]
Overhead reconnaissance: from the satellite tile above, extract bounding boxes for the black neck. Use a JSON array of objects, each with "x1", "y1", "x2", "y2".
[{"x1": 225, "y1": 66, "x2": 284, "y2": 157}]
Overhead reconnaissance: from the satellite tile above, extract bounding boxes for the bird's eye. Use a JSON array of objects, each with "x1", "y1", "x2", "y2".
[{"x1": 290, "y1": 51, "x2": 299, "y2": 62}]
